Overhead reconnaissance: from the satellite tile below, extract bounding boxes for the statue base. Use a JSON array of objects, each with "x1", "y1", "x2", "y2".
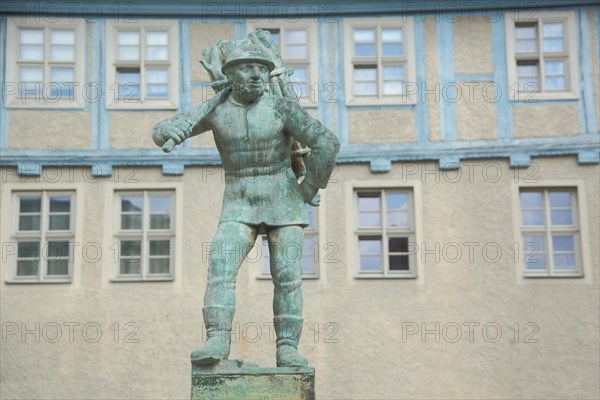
[{"x1": 191, "y1": 359, "x2": 315, "y2": 400}]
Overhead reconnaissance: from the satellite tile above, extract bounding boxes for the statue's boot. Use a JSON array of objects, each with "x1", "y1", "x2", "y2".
[
  {"x1": 274, "y1": 315, "x2": 308, "y2": 367},
  {"x1": 191, "y1": 306, "x2": 234, "y2": 365}
]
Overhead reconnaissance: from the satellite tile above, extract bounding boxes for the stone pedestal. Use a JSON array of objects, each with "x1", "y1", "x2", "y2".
[{"x1": 191, "y1": 360, "x2": 315, "y2": 400}]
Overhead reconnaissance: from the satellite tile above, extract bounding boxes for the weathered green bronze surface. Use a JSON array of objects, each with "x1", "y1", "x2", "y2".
[
  {"x1": 153, "y1": 30, "x2": 338, "y2": 396},
  {"x1": 191, "y1": 360, "x2": 315, "y2": 400}
]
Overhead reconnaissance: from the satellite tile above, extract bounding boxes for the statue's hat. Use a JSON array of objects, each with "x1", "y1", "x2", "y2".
[{"x1": 221, "y1": 41, "x2": 275, "y2": 73}]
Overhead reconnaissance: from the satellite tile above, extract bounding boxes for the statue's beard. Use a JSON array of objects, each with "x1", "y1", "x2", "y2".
[{"x1": 232, "y1": 82, "x2": 265, "y2": 102}]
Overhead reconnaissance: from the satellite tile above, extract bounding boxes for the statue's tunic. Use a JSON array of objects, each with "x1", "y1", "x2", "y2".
[{"x1": 162, "y1": 93, "x2": 339, "y2": 228}]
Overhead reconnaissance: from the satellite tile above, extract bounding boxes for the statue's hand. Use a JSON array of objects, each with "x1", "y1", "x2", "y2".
[
  {"x1": 160, "y1": 118, "x2": 193, "y2": 151},
  {"x1": 299, "y1": 179, "x2": 320, "y2": 206}
]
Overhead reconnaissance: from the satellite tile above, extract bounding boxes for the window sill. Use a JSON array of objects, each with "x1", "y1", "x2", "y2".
[
  {"x1": 354, "y1": 274, "x2": 416, "y2": 279},
  {"x1": 510, "y1": 91, "x2": 579, "y2": 102},
  {"x1": 5, "y1": 279, "x2": 72, "y2": 284},
  {"x1": 523, "y1": 273, "x2": 584, "y2": 279},
  {"x1": 5, "y1": 100, "x2": 85, "y2": 109},
  {"x1": 110, "y1": 277, "x2": 174, "y2": 282},
  {"x1": 346, "y1": 96, "x2": 416, "y2": 107},
  {"x1": 106, "y1": 100, "x2": 179, "y2": 111}
]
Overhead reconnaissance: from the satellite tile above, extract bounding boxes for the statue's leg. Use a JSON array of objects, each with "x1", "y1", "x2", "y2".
[
  {"x1": 267, "y1": 225, "x2": 308, "y2": 367},
  {"x1": 191, "y1": 221, "x2": 257, "y2": 365}
]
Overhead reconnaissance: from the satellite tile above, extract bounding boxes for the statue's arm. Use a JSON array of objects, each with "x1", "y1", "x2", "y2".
[
  {"x1": 152, "y1": 105, "x2": 212, "y2": 149},
  {"x1": 282, "y1": 99, "x2": 340, "y2": 203}
]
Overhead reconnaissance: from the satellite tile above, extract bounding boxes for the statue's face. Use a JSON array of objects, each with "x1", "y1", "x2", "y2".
[{"x1": 227, "y1": 62, "x2": 269, "y2": 101}]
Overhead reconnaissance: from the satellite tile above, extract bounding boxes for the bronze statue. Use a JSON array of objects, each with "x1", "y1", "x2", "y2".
[{"x1": 152, "y1": 31, "x2": 339, "y2": 367}]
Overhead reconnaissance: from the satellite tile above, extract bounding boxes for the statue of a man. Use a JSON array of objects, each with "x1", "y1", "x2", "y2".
[{"x1": 152, "y1": 40, "x2": 340, "y2": 367}]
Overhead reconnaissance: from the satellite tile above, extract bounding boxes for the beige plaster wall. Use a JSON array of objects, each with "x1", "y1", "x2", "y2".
[
  {"x1": 513, "y1": 104, "x2": 580, "y2": 137},
  {"x1": 453, "y1": 16, "x2": 494, "y2": 74},
  {"x1": 456, "y1": 81, "x2": 497, "y2": 140},
  {"x1": 8, "y1": 110, "x2": 91, "y2": 149},
  {"x1": 189, "y1": 23, "x2": 236, "y2": 82},
  {"x1": 1, "y1": 157, "x2": 598, "y2": 399},
  {"x1": 109, "y1": 111, "x2": 174, "y2": 149},
  {"x1": 348, "y1": 109, "x2": 416, "y2": 144}
]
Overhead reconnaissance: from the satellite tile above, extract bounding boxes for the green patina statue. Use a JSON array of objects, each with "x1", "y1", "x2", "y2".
[{"x1": 152, "y1": 31, "x2": 340, "y2": 368}]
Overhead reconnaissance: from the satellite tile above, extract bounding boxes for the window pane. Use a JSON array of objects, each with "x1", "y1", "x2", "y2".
[
  {"x1": 49, "y1": 215, "x2": 70, "y2": 230},
  {"x1": 517, "y1": 63, "x2": 539, "y2": 90},
  {"x1": 50, "y1": 196, "x2": 71, "y2": 212},
  {"x1": 20, "y1": 66, "x2": 43, "y2": 81},
  {"x1": 47, "y1": 260, "x2": 68, "y2": 275},
  {"x1": 355, "y1": 43, "x2": 376, "y2": 57},
  {"x1": 51, "y1": 45, "x2": 74, "y2": 61},
  {"x1": 306, "y1": 205, "x2": 314, "y2": 228},
  {"x1": 20, "y1": 28, "x2": 43, "y2": 44},
  {"x1": 549, "y1": 191, "x2": 570, "y2": 207},
  {"x1": 20, "y1": 196, "x2": 41, "y2": 212},
  {"x1": 48, "y1": 241, "x2": 69, "y2": 258},
  {"x1": 383, "y1": 81, "x2": 403, "y2": 95},
  {"x1": 301, "y1": 236, "x2": 316, "y2": 274},
  {"x1": 543, "y1": 22, "x2": 563, "y2": 37},
  {"x1": 149, "y1": 258, "x2": 169, "y2": 274},
  {"x1": 150, "y1": 195, "x2": 171, "y2": 212},
  {"x1": 359, "y1": 212, "x2": 381, "y2": 227},
  {"x1": 150, "y1": 214, "x2": 170, "y2": 229},
  {"x1": 19, "y1": 215, "x2": 40, "y2": 231},
  {"x1": 354, "y1": 29, "x2": 375, "y2": 42},
  {"x1": 147, "y1": 84, "x2": 168, "y2": 97},
  {"x1": 147, "y1": 69, "x2": 168, "y2": 84},
  {"x1": 381, "y1": 28, "x2": 402, "y2": 42},
  {"x1": 120, "y1": 259, "x2": 141, "y2": 275},
  {"x1": 387, "y1": 211, "x2": 408, "y2": 227},
  {"x1": 51, "y1": 30, "x2": 74, "y2": 45},
  {"x1": 285, "y1": 30, "x2": 306, "y2": 44},
  {"x1": 118, "y1": 46, "x2": 140, "y2": 60},
  {"x1": 286, "y1": 44, "x2": 307, "y2": 59},
  {"x1": 18, "y1": 241, "x2": 40, "y2": 258},
  {"x1": 266, "y1": 29, "x2": 280, "y2": 45},
  {"x1": 516, "y1": 39, "x2": 537, "y2": 53},
  {"x1": 17, "y1": 260, "x2": 39, "y2": 276},
  {"x1": 355, "y1": 82, "x2": 377, "y2": 96},
  {"x1": 523, "y1": 235, "x2": 545, "y2": 252},
  {"x1": 544, "y1": 38, "x2": 563, "y2": 52},
  {"x1": 360, "y1": 256, "x2": 382, "y2": 271},
  {"x1": 550, "y1": 210, "x2": 572, "y2": 225},
  {"x1": 117, "y1": 69, "x2": 141, "y2": 98},
  {"x1": 146, "y1": 31, "x2": 168, "y2": 45},
  {"x1": 150, "y1": 240, "x2": 170, "y2": 256},
  {"x1": 389, "y1": 237, "x2": 408, "y2": 253},
  {"x1": 118, "y1": 31, "x2": 139, "y2": 45},
  {"x1": 50, "y1": 68, "x2": 74, "y2": 86},
  {"x1": 553, "y1": 253, "x2": 575, "y2": 269},
  {"x1": 121, "y1": 195, "x2": 143, "y2": 212},
  {"x1": 546, "y1": 76, "x2": 566, "y2": 90},
  {"x1": 20, "y1": 44, "x2": 44, "y2": 60},
  {"x1": 355, "y1": 68, "x2": 376, "y2": 81},
  {"x1": 389, "y1": 255, "x2": 409, "y2": 271},
  {"x1": 383, "y1": 66, "x2": 404, "y2": 80},
  {"x1": 552, "y1": 235, "x2": 574, "y2": 252},
  {"x1": 515, "y1": 23, "x2": 537, "y2": 52},
  {"x1": 121, "y1": 214, "x2": 142, "y2": 230},
  {"x1": 382, "y1": 43, "x2": 403, "y2": 57},
  {"x1": 386, "y1": 192, "x2": 408, "y2": 209},
  {"x1": 358, "y1": 196, "x2": 380, "y2": 211},
  {"x1": 291, "y1": 67, "x2": 307, "y2": 82},
  {"x1": 520, "y1": 191, "x2": 543, "y2": 208},
  {"x1": 359, "y1": 238, "x2": 381, "y2": 254},
  {"x1": 146, "y1": 46, "x2": 168, "y2": 60},
  {"x1": 121, "y1": 240, "x2": 141, "y2": 257},
  {"x1": 521, "y1": 210, "x2": 544, "y2": 225}
]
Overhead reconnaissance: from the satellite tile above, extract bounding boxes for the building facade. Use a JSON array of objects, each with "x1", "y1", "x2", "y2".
[{"x1": 1, "y1": 1, "x2": 599, "y2": 398}]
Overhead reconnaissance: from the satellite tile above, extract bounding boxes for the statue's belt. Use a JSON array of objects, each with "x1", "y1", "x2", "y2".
[{"x1": 223, "y1": 162, "x2": 292, "y2": 179}]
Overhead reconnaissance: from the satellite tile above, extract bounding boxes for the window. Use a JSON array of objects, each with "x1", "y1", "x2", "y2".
[
  {"x1": 257, "y1": 204, "x2": 319, "y2": 279},
  {"x1": 106, "y1": 20, "x2": 179, "y2": 109},
  {"x1": 343, "y1": 17, "x2": 416, "y2": 105},
  {"x1": 248, "y1": 20, "x2": 318, "y2": 106},
  {"x1": 5, "y1": 17, "x2": 85, "y2": 108},
  {"x1": 114, "y1": 191, "x2": 175, "y2": 280},
  {"x1": 354, "y1": 189, "x2": 416, "y2": 277},
  {"x1": 505, "y1": 11, "x2": 579, "y2": 100},
  {"x1": 519, "y1": 188, "x2": 582, "y2": 277},
  {"x1": 10, "y1": 191, "x2": 75, "y2": 282}
]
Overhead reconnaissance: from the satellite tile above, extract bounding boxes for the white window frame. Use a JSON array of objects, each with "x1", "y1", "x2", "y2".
[
  {"x1": 9, "y1": 191, "x2": 76, "y2": 283},
  {"x1": 247, "y1": 19, "x2": 319, "y2": 108},
  {"x1": 255, "y1": 204, "x2": 320, "y2": 280},
  {"x1": 343, "y1": 17, "x2": 416, "y2": 106},
  {"x1": 5, "y1": 17, "x2": 86, "y2": 109},
  {"x1": 517, "y1": 186, "x2": 584, "y2": 278},
  {"x1": 505, "y1": 11, "x2": 579, "y2": 101},
  {"x1": 353, "y1": 187, "x2": 417, "y2": 278},
  {"x1": 105, "y1": 20, "x2": 179, "y2": 110},
  {"x1": 113, "y1": 190, "x2": 175, "y2": 281}
]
